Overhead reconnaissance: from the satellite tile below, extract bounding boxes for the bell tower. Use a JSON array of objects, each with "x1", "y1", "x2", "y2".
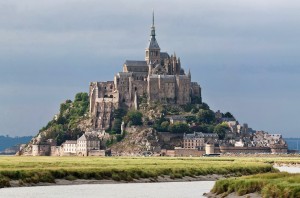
[{"x1": 145, "y1": 11, "x2": 160, "y2": 65}]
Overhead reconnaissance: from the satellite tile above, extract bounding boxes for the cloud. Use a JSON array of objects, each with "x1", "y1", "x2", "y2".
[{"x1": 0, "y1": 0, "x2": 299, "y2": 137}]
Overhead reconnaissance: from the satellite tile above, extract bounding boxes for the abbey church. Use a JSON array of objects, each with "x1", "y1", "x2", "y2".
[{"x1": 89, "y1": 14, "x2": 202, "y2": 130}]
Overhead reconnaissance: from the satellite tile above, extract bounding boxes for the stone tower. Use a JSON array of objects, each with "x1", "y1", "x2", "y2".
[{"x1": 145, "y1": 11, "x2": 160, "y2": 65}]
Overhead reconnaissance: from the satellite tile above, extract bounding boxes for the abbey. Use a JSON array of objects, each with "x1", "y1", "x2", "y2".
[{"x1": 89, "y1": 13, "x2": 202, "y2": 130}]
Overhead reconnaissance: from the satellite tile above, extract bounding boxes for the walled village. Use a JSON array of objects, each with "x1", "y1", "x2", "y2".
[{"x1": 19, "y1": 14, "x2": 288, "y2": 157}]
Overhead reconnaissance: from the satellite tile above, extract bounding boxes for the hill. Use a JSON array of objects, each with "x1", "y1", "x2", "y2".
[{"x1": 0, "y1": 136, "x2": 33, "y2": 152}]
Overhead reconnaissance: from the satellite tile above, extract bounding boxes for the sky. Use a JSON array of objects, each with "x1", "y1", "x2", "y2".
[{"x1": 0, "y1": 0, "x2": 299, "y2": 137}]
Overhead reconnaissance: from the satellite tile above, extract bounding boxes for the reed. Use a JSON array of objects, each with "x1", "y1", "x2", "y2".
[
  {"x1": 212, "y1": 172, "x2": 300, "y2": 198},
  {"x1": 0, "y1": 156, "x2": 278, "y2": 188}
]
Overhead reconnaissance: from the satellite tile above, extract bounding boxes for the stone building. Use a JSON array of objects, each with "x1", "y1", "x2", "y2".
[
  {"x1": 183, "y1": 132, "x2": 218, "y2": 150},
  {"x1": 61, "y1": 140, "x2": 77, "y2": 156},
  {"x1": 89, "y1": 13, "x2": 202, "y2": 131},
  {"x1": 76, "y1": 133, "x2": 101, "y2": 156}
]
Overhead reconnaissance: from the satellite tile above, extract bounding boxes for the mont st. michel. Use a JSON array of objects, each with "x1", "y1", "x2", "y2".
[{"x1": 19, "y1": 13, "x2": 288, "y2": 157}]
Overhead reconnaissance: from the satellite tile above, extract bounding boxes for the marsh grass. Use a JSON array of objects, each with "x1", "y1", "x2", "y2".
[
  {"x1": 212, "y1": 172, "x2": 300, "y2": 198},
  {"x1": 0, "y1": 156, "x2": 298, "y2": 188}
]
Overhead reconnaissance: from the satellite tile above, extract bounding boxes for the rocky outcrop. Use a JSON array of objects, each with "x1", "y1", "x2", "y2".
[{"x1": 110, "y1": 126, "x2": 161, "y2": 156}]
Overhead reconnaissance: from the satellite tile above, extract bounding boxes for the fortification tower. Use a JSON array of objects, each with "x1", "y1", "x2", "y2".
[{"x1": 145, "y1": 11, "x2": 160, "y2": 65}]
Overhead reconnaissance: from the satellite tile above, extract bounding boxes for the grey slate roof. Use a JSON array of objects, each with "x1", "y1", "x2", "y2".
[
  {"x1": 169, "y1": 116, "x2": 186, "y2": 121},
  {"x1": 124, "y1": 60, "x2": 147, "y2": 67},
  {"x1": 184, "y1": 132, "x2": 218, "y2": 139},
  {"x1": 160, "y1": 52, "x2": 170, "y2": 59},
  {"x1": 78, "y1": 134, "x2": 100, "y2": 141},
  {"x1": 64, "y1": 140, "x2": 77, "y2": 144},
  {"x1": 147, "y1": 37, "x2": 160, "y2": 49}
]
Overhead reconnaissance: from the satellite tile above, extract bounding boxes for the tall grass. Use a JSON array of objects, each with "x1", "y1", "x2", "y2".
[
  {"x1": 0, "y1": 156, "x2": 278, "y2": 188},
  {"x1": 212, "y1": 172, "x2": 300, "y2": 198}
]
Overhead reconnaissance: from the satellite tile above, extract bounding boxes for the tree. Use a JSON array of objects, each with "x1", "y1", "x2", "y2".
[
  {"x1": 197, "y1": 109, "x2": 215, "y2": 124},
  {"x1": 224, "y1": 112, "x2": 235, "y2": 120},
  {"x1": 124, "y1": 110, "x2": 143, "y2": 126},
  {"x1": 185, "y1": 116, "x2": 197, "y2": 124},
  {"x1": 38, "y1": 92, "x2": 90, "y2": 146},
  {"x1": 191, "y1": 96, "x2": 202, "y2": 104},
  {"x1": 75, "y1": 92, "x2": 88, "y2": 102},
  {"x1": 113, "y1": 108, "x2": 127, "y2": 119},
  {"x1": 160, "y1": 121, "x2": 170, "y2": 131},
  {"x1": 199, "y1": 103, "x2": 210, "y2": 110},
  {"x1": 190, "y1": 124, "x2": 215, "y2": 133},
  {"x1": 112, "y1": 118, "x2": 122, "y2": 134},
  {"x1": 214, "y1": 123, "x2": 230, "y2": 140},
  {"x1": 169, "y1": 123, "x2": 189, "y2": 133}
]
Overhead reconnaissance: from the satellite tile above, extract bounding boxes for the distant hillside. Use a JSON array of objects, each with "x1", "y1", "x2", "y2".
[
  {"x1": 285, "y1": 138, "x2": 300, "y2": 151},
  {"x1": 0, "y1": 136, "x2": 33, "y2": 152}
]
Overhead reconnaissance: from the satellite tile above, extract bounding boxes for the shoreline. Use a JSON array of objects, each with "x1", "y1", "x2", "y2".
[
  {"x1": 8, "y1": 174, "x2": 223, "y2": 188},
  {"x1": 203, "y1": 192, "x2": 261, "y2": 198},
  {"x1": 274, "y1": 163, "x2": 300, "y2": 168}
]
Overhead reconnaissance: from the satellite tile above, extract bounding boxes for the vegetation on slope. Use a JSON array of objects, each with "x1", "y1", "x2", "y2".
[
  {"x1": 151, "y1": 102, "x2": 232, "y2": 137},
  {"x1": 0, "y1": 156, "x2": 276, "y2": 188},
  {"x1": 38, "y1": 92, "x2": 89, "y2": 145}
]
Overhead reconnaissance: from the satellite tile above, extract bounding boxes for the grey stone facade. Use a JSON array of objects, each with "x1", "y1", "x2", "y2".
[{"x1": 89, "y1": 14, "x2": 202, "y2": 130}]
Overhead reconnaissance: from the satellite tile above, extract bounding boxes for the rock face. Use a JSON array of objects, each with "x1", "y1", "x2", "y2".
[{"x1": 110, "y1": 126, "x2": 161, "y2": 156}]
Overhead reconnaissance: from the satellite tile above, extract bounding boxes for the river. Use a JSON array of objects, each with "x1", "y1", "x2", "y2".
[
  {"x1": 274, "y1": 166, "x2": 300, "y2": 173},
  {"x1": 1, "y1": 166, "x2": 299, "y2": 198},
  {"x1": 0, "y1": 181, "x2": 215, "y2": 198}
]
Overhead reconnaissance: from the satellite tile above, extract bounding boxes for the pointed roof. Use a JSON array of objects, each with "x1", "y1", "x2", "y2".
[{"x1": 147, "y1": 11, "x2": 160, "y2": 49}]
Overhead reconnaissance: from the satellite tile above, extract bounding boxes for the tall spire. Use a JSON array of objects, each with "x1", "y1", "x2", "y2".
[
  {"x1": 152, "y1": 9, "x2": 155, "y2": 27},
  {"x1": 151, "y1": 10, "x2": 156, "y2": 37},
  {"x1": 145, "y1": 10, "x2": 160, "y2": 64},
  {"x1": 147, "y1": 10, "x2": 159, "y2": 49}
]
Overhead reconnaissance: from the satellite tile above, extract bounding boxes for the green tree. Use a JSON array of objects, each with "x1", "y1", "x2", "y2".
[
  {"x1": 197, "y1": 109, "x2": 215, "y2": 124},
  {"x1": 191, "y1": 96, "x2": 202, "y2": 104},
  {"x1": 38, "y1": 92, "x2": 90, "y2": 146},
  {"x1": 124, "y1": 110, "x2": 143, "y2": 126},
  {"x1": 113, "y1": 108, "x2": 127, "y2": 119},
  {"x1": 224, "y1": 112, "x2": 235, "y2": 120},
  {"x1": 160, "y1": 121, "x2": 170, "y2": 131},
  {"x1": 199, "y1": 103, "x2": 210, "y2": 110},
  {"x1": 112, "y1": 118, "x2": 122, "y2": 134},
  {"x1": 169, "y1": 123, "x2": 189, "y2": 133},
  {"x1": 214, "y1": 123, "x2": 230, "y2": 140},
  {"x1": 190, "y1": 124, "x2": 215, "y2": 133},
  {"x1": 75, "y1": 92, "x2": 88, "y2": 102}
]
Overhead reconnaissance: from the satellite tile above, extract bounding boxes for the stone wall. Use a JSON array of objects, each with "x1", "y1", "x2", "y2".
[
  {"x1": 175, "y1": 149, "x2": 205, "y2": 157},
  {"x1": 219, "y1": 146, "x2": 271, "y2": 154}
]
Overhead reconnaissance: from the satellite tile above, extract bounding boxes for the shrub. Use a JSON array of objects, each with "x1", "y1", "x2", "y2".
[{"x1": 123, "y1": 111, "x2": 143, "y2": 126}]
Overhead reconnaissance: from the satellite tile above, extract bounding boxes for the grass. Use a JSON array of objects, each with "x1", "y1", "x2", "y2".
[
  {"x1": 212, "y1": 172, "x2": 300, "y2": 198},
  {"x1": 0, "y1": 156, "x2": 280, "y2": 188}
]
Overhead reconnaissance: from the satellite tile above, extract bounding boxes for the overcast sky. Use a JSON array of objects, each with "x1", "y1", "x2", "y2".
[{"x1": 0, "y1": 0, "x2": 299, "y2": 137}]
